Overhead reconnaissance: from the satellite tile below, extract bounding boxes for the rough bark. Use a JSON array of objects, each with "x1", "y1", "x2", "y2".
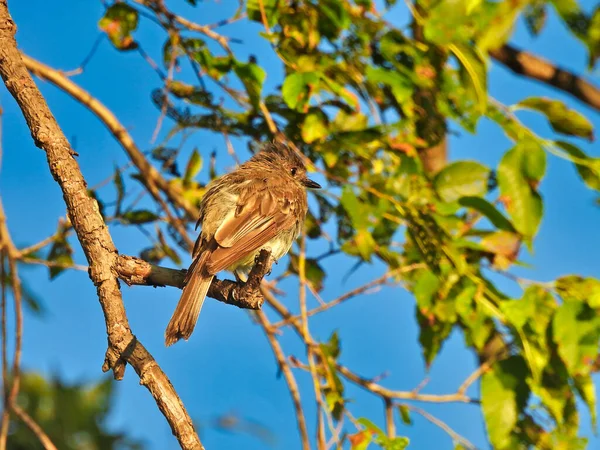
[{"x1": 0, "y1": 2, "x2": 202, "y2": 448}]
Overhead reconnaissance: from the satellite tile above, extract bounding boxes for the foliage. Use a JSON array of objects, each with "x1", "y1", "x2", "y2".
[
  {"x1": 10, "y1": 0, "x2": 600, "y2": 448},
  {"x1": 9, "y1": 372, "x2": 143, "y2": 450}
]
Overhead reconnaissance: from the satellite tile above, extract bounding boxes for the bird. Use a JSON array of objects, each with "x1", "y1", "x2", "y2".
[{"x1": 165, "y1": 141, "x2": 321, "y2": 346}]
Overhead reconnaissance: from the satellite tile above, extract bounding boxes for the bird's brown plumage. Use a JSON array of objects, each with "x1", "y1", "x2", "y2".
[{"x1": 165, "y1": 142, "x2": 319, "y2": 346}]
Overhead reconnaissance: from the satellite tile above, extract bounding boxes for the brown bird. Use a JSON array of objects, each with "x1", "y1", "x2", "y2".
[{"x1": 165, "y1": 141, "x2": 321, "y2": 346}]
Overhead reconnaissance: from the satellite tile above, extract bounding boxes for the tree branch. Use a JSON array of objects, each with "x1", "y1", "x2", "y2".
[
  {"x1": 490, "y1": 43, "x2": 600, "y2": 112},
  {"x1": 20, "y1": 54, "x2": 198, "y2": 232},
  {"x1": 116, "y1": 250, "x2": 272, "y2": 310},
  {"x1": 0, "y1": 3, "x2": 202, "y2": 448}
]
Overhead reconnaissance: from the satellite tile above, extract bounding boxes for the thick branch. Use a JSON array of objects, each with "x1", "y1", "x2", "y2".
[
  {"x1": 491, "y1": 44, "x2": 600, "y2": 112},
  {"x1": 116, "y1": 250, "x2": 272, "y2": 310},
  {"x1": 0, "y1": 3, "x2": 202, "y2": 449}
]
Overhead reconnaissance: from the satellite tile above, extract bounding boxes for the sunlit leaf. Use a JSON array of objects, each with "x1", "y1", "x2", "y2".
[
  {"x1": 553, "y1": 300, "x2": 600, "y2": 377},
  {"x1": 524, "y1": 1, "x2": 547, "y2": 36},
  {"x1": 433, "y1": 161, "x2": 490, "y2": 202},
  {"x1": 281, "y1": 72, "x2": 320, "y2": 112},
  {"x1": 301, "y1": 111, "x2": 329, "y2": 143},
  {"x1": 519, "y1": 97, "x2": 594, "y2": 141},
  {"x1": 247, "y1": 0, "x2": 281, "y2": 27},
  {"x1": 497, "y1": 144, "x2": 544, "y2": 240},
  {"x1": 234, "y1": 61, "x2": 266, "y2": 109},
  {"x1": 121, "y1": 210, "x2": 160, "y2": 224},
  {"x1": 99, "y1": 3, "x2": 139, "y2": 51},
  {"x1": 183, "y1": 149, "x2": 203, "y2": 187},
  {"x1": 449, "y1": 43, "x2": 487, "y2": 114},
  {"x1": 458, "y1": 197, "x2": 515, "y2": 231},
  {"x1": 481, "y1": 356, "x2": 530, "y2": 449},
  {"x1": 555, "y1": 141, "x2": 600, "y2": 191}
]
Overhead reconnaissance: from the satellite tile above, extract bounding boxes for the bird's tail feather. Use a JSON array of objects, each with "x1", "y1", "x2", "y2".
[{"x1": 165, "y1": 274, "x2": 214, "y2": 346}]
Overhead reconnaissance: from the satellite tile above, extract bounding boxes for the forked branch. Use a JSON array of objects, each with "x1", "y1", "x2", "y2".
[{"x1": 0, "y1": 2, "x2": 201, "y2": 448}]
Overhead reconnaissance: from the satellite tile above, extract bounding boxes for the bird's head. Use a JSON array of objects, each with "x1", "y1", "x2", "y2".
[{"x1": 252, "y1": 141, "x2": 321, "y2": 189}]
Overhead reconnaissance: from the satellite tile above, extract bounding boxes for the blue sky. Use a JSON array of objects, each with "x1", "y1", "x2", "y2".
[{"x1": 1, "y1": 1, "x2": 599, "y2": 449}]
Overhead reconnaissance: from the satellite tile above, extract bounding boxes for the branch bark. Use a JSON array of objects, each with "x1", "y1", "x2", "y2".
[
  {"x1": 491, "y1": 43, "x2": 600, "y2": 112},
  {"x1": 0, "y1": 3, "x2": 202, "y2": 448},
  {"x1": 116, "y1": 250, "x2": 272, "y2": 310}
]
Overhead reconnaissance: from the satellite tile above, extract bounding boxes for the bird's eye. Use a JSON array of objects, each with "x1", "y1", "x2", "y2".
[{"x1": 291, "y1": 167, "x2": 297, "y2": 176}]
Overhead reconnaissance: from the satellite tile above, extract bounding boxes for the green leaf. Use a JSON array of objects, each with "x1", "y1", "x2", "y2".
[
  {"x1": 340, "y1": 186, "x2": 368, "y2": 230},
  {"x1": 449, "y1": 43, "x2": 487, "y2": 114},
  {"x1": 355, "y1": 230, "x2": 376, "y2": 261},
  {"x1": 519, "y1": 97, "x2": 594, "y2": 141},
  {"x1": 503, "y1": 287, "x2": 556, "y2": 382},
  {"x1": 423, "y1": 0, "x2": 473, "y2": 45},
  {"x1": 183, "y1": 149, "x2": 202, "y2": 187},
  {"x1": 556, "y1": 275, "x2": 600, "y2": 307},
  {"x1": 46, "y1": 239, "x2": 74, "y2": 280},
  {"x1": 553, "y1": 300, "x2": 600, "y2": 377},
  {"x1": 332, "y1": 111, "x2": 367, "y2": 132},
  {"x1": 318, "y1": 0, "x2": 351, "y2": 39},
  {"x1": 589, "y1": 6, "x2": 600, "y2": 68},
  {"x1": 555, "y1": 141, "x2": 600, "y2": 191},
  {"x1": 477, "y1": 0, "x2": 526, "y2": 52},
  {"x1": 574, "y1": 374, "x2": 597, "y2": 428},
  {"x1": 281, "y1": 72, "x2": 320, "y2": 112},
  {"x1": 121, "y1": 210, "x2": 160, "y2": 224},
  {"x1": 414, "y1": 270, "x2": 440, "y2": 310},
  {"x1": 98, "y1": 3, "x2": 139, "y2": 51},
  {"x1": 417, "y1": 308, "x2": 452, "y2": 368},
  {"x1": 321, "y1": 76, "x2": 360, "y2": 110},
  {"x1": 524, "y1": 2, "x2": 548, "y2": 36},
  {"x1": 497, "y1": 145, "x2": 544, "y2": 239},
  {"x1": 366, "y1": 67, "x2": 413, "y2": 104},
  {"x1": 480, "y1": 231, "x2": 521, "y2": 269},
  {"x1": 301, "y1": 111, "x2": 329, "y2": 143},
  {"x1": 433, "y1": 161, "x2": 490, "y2": 203},
  {"x1": 458, "y1": 197, "x2": 515, "y2": 231},
  {"x1": 397, "y1": 405, "x2": 412, "y2": 425},
  {"x1": 247, "y1": 0, "x2": 281, "y2": 27},
  {"x1": 289, "y1": 255, "x2": 327, "y2": 291},
  {"x1": 481, "y1": 356, "x2": 530, "y2": 449},
  {"x1": 113, "y1": 165, "x2": 125, "y2": 216},
  {"x1": 234, "y1": 61, "x2": 266, "y2": 109},
  {"x1": 157, "y1": 229, "x2": 182, "y2": 266}
]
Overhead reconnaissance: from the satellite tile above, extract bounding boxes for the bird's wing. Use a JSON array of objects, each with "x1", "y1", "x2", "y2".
[{"x1": 204, "y1": 185, "x2": 298, "y2": 274}]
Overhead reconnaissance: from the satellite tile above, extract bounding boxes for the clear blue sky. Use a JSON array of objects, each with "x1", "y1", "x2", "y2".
[{"x1": 1, "y1": 1, "x2": 599, "y2": 449}]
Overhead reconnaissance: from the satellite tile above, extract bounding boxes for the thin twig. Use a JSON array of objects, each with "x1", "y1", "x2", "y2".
[
  {"x1": 273, "y1": 264, "x2": 424, "y2": 328},
  {"x1": 62, "y1": 33, "x2": 105, "y2": 77},
  {"x1": 0, "y1": 250, "x2": 8, "y2": 450},
  {"x1": 0, "y1": 199, "x2": 23, "y2": 450},
  {"x1": 298, "y1": 235, "x2": 326, "y2": 450},
  {"x1": 11, "y1": 404, "x2": 58, "y2": 450},
  {"x1": 403, "y1": 404, "x2": 476, "y2": 449},
  {"x1": 384, "y1": 398, "x2": 395, "y2": 438},
  {"x1": 256, "y1": 311, "x2": 310, "y2": 450}
]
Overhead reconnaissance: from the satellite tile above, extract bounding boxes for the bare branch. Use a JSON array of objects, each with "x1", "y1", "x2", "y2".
[
  {"x1": 403, "y1": 404, "x2": 476, "y2": 450},
  {"x1": 384, "y1": 398, "x2": 395, "y2": 439},
  {"x1": 490, "y1": 44, "x2": 600, "y2": 112},
  {"x1": 0, "y1": 3, "x2": 202, "y2": 448},
  {"x1": 0, "y1": 200, "x2": 23, "y2": 449},
  {"x1": 20, "y1": 53, "x2": 198, "y2": 223},
  {"x1": 116, "y1": 251, "x2": 272, "y2": 310},
  {"x1": 256, "y1": 311, "x2": 310, "y2": 450},
  {"x1": 11, "y1": 404, "x2": 58, "y2": 450}
]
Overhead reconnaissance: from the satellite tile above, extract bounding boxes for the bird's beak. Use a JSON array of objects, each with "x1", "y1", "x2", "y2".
[{"x1": 302, "y1": 178, "x2": 321, "y2": 189}]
